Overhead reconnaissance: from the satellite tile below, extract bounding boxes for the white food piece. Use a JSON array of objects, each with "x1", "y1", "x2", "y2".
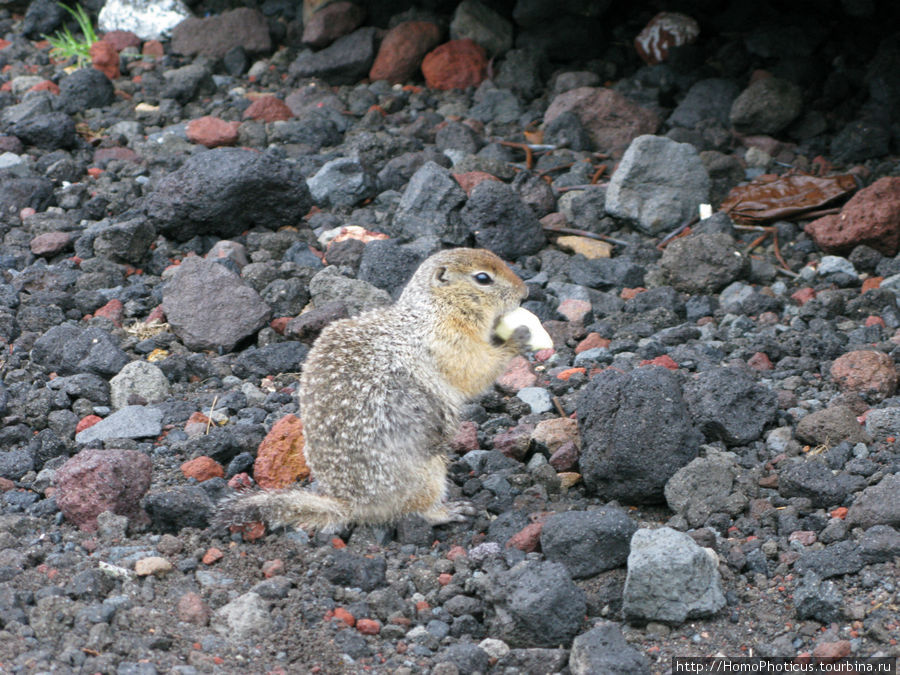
[{"x1": 495, "y1": 307, "x2": 554, "y2": 351}]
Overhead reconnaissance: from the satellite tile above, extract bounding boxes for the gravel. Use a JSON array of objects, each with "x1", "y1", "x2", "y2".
[{"x1": 0, "y1": 1, "x2": 898, "y2": 672}]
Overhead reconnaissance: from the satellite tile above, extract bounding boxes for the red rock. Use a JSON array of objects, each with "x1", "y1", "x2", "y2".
[
  {"x1": 556, "y1": 367, "x2": 586, "y2": 381},
  {"x1": 230, "y1": 521, "x2": 266, "y2": 542},
  {"x1": 788, "y1": 530, "x2": 817, "y2": 546},
  {"x1": 831, "y1": 350, "x2": 898, "y2": 400},
  {"x1": 170, "y1": 8, "x2": 270, "y2": 59},
  {"x1": 181, "y1": 456, "x2": 225, "y2": 482},
  {"x1": 243, "y1": 96, "x2": 293, "y2": 122},
  {"x1": 421, "y1": 39, "x2": 487, "y2": 90},
  {"x1": 620, "y1": 287, "x2": 647, "y2": 300},
  {"x1": 791, "y1": 287, "x2": 816, "y2": 305},
  {"x1": 812, "y1": 640, "x2": 851, "y2": 662},
  {"x1": 747, "y1": 352, "x2": 773, "y2": 371},
  {"x1": 177, "y1": 592, "x2": 210, "y2": 625},
  {"x1": 90, "y1": 41, "x2": 119, "y2": 79},
  {"x1": 866, "y1": 315, "x2": 885, "y2": 328},
  {"x1": 54, "y1": 448, "x2": 152, "y2": 531},
  {"x1": 0, "y1": 135, "x2": 23, "y2": 153},
  {"x1": 806, "y1": 177, "x2": 900, "y2": 255},
  {"x1": 450, "y1": 421, "x2": 479, "y2": 454},
  {"x1": 76, "y1": 415, "x2": 102, "y2": 434},
  {"x1": 506, "y1": 521, "x2": 544, "y2": 552},
  {"x1": 142, "y1": 40, "x2": 164, "y2": 57},
  {"x1": 332, "y1": 607, "x2": 355, "y2": 627},
  {"x1": 302, "y1": 1, "x2": 365, "y2": 48},
  {"x1": 576, "y1": 333, "x2": 610, "y2": 354},
  {"x1": 356, "y1": 618, "x2": 381, "y2": 635},
  {"x1": 270, "y1": 317, "x2": 290, "y2": 334},
  {"x1": 30, "y1": 231, "x2": 72, "y2": 256},
  {"x1": 101, "y1": 30, "x2": 141, "y2": 52},
  {"x1": 254, "y1": 414, "x2": 310, "y2": 489},
  {"x1": 228, "y1": 472, "x2": 253, "y2": 490},
  {"x1": 0, "y1": 477, "x2": 15, "y2": 491},
  {"x1": 202, "y1": 547, "x2": 223, "y2": 565},
  {"x1": 93, "y1": 298, "x2": 124, "y2": 326},
  {"x1": 446, "y1": 546, "x2": 467, "y2": 560},
  {"x1": 640, "y1": 355, "x2": 679, "y2": 370},
  {"x1": 184, "y1": 411, "x2": 211, "y2": 437},
  {"x1": 452, "y1": 170, "x2": 499, "y2": 195},
  {"x1": 370, "y1": 21, "x2": 442, "y2": 84},
  {"x1": 93, "y1": 146, "x2": 139, "y2": 167},
  {"x1": 861, "y1": 276, "x2": 882, "y2": 293},
  {"x1": 262, "y1": 559, "x2": 284, "y2": 578},
  {"x1": 532, "y1": 417, "x2": 579, "y2": 454},
  {"x1": 28, "y1": 80, "x2": 59, "y2": 94},
  {"x1": 543, "y1": 87, "x2": 660, "y2": 156},
  {"x1": 634, "y1": 12, "x2": 700, "y2": 65},
  {"x1": 493, "y1": 423, "x2": 535, "y2": 461},
  {"x1": 186, "y1": 116, "x2": 239, "y2": 148},
  {"x1": 437, "y1": 573, "x2": 452, "y2": 586},
  {"x1": 557, "y1": 298, "x2": 592, "y2": 323},
  {"x1": 496, "y1": 355, "x2": 537, "y2": 391},
  {"x1": 549, "y1": 441, "x2": 579, "y2": 471}
]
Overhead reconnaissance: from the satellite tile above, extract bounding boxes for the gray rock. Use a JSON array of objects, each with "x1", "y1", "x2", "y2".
[
  {"x1": 10, "y1": 112, "x2": 76, "y2": 150},
  {"x1": 170, "y1": 7, "x2": 271, "y2": 58},
  {"x1": 541, "y1": 506, "x2": 638, "y2": 578},
  {"x1": 450, "y1": 0, "x2": 513, "y2": 56},
  {"x1": 495, "y1": 648, "x2": 569, "y2": 673},
  {"x1": 58, "y1": 68, "x2": 115, "y2": 114},
  {"x1": 143, "y1": 485, "x2": 214, "y2": 533},
  {"x1": 231, "y1": 342, "x2": 309, "y2": 379},
  {"x1": 357, "y1": 239, "x2": 428, "y2": 298},
  {"x1": 307, "y1": 157, "x2": 376, "y2": 208},
  {"x1": 794, "y1": 573, "x2": 843, "y2": 624},
  {"x1": 830, "y1": 117, "x2": 891, "y2": 163},
  {"x1": 864, "y1": 407, "x2": 900, "y2": 439},
  {"x1": 795, "y1": 405, "x2": 872, "y2": 446},
  {"x1": 308, "y1": 265, "x2": 392, "y2": 316},
  {"x1": 460, "y1": 180, "x2": 546, "y2": 259},
  {"x1": 162, "y1": 257, "x2": 271, "y2": 352},
  {"x1": 566, "y1": 255, "x2": 646, "y2": 290},
  {"x1": 578, "y1": 366, "x2": 701, "y2": 503},
  {"x1": 729, "y1": 77, "x2": 803, "y2": 134},
  {"x1": 777, "y1": 459, "x2": 848, "y2": 508},
  {"x1": 392, "y1": 162, "x2": 468, "y2": 245},
  {"x1": 92, "y1": 216, "x2": 156, "y2": 265},
  {"x1": 846, "y1": 473, "x2": 900, "y2": 529},
  {"x1": 75, "y1": 405, "x2": 163, "y2": 444},
  {"x1": 109, "y1": 361, "x2": 170, "y2": 410},
  {"x1": 495, "y1": 47, "x2": 545, "y2": 100},
  {"x1": 470, "y1": 88, "x2": 521, "y2": 125},
  {"x1": 0, "y1": 173, "x2": 53, "y2": 223},
  {"x1": 212, "y1": 592, "x2": 272, "y2": 640},
  {"x1": 144, "y1": 147, "x2": 312, "y2": 241},
  {"x1": 569, "y1": 622, "x2": 651, "y2": 675},
  {"x1": 98, "y1": 0, "x2": 192, "y2": 40},
  {"x1": 0, "y1": 448, "x2": 35, "y2": 481},
  {"x1": 29, "y1": 595, "x2": 77, "y2": 640},
  {"x1": 684, "y1": 366, "x2": 777, "y2": 445},
  {"x1": 49, "y1": 373, "x2": 110, "y2": 404},
  {"x1": 322, "y1": 550, "x2": 387, "y2": 592},
  {"x1": 543, "y1": 110, "x2": 593, "y2": 151},
  {"x1": 668, "y1": 78, "x2": 740, "y2": 129},
  {"x1": 485, "y1": 560, "x2": 586, "y2": 648},
  {"x1": 623, "y1": 527, "x2": 725, "y2": 624},
  {"x1": 289, "y1": 27, "x2": 377, "y2": 85},
  {"x1": 31, "y1": 325, "x2": 129, "y2": 377},
  {"x1": 162, "y1": 63, "x2": 215, "y2": 104},
  {"x1": 795, "y1": 540, "x2": 864, "y2": 578},
  {"x1": 606, "y1": 135, "x2": 710, "y2": 235},
  {"x1": 664, "y1": 451, "x2": 744, "y2": 528},
  {"x1": 516, "y1": 387, "x2": 553, "y2": 414},
  {"x1": 660, "y1": 233, "x2": 748, "y2": 294},
  {"x1": 436, "y1": 642, "x2": 490, "y2": 675},
  {"x1": 859, "y1": 525, "x2": 900, "y2": 564}
]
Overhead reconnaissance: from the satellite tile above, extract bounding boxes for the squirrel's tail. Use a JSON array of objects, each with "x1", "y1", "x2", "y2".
[{"x1": 215, "y1": 488, "x2": 351, "y2": 532}]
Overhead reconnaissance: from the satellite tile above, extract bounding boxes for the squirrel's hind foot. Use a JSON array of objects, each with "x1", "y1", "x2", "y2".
[{"x1": 422, "y1": 500, "x2": 478, "y2": 525}]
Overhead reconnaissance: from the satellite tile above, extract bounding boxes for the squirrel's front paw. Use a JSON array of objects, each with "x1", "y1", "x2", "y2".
[{"x1": 494, "y1": 307, "x2": 554, "y2": 352}]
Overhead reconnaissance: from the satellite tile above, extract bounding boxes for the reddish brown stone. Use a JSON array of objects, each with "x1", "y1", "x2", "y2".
[
  {"x1": 55, "y1": 448, "x2": 152, "y2": 531},
  {"x1": 90, "y1": 41, "x2": 119, "y2": 79},
  {"x1": 421, "y1": 39, "x2": 487, "y2": 90},
  {"x1": 177, "y1": 592, "x2": 210, "y2": 625},
  {"x1": 791, "y1": 287, "x2": 816, "y2": 305},
  {"x1": 243, "y1": 96, "x2": 293, "y2": 122},
  {"x1": 101, "y1": 30, "x2": 141, "y2": 52},
  {"x1": 640, "y1": 355, "x2": 679, "y2": 370},
  {"x1": 302, "y1": 1, "x2": 365, "y2": 48},
  {"x1": 356, "y1": 618, "x2": 381, "y2": 635},
  {"x1": 181, "y1": 456, "x2": 225, "y2": 482},
  {"x1": 186, "y1": 116, "x2": 240, "y2": 148},
  {"x1": 184, "y1": 411, "x2": 210, "y2": 437},
  {"x1": 812, "y1": 640, "x2": 851, "y2": 662},
  {"x1": 532, "y1": 417, "x2": 580, "y2": 454},
  {"x1": 93, "y1": 299, "x2": 124, "y2": 326},
  {"x1": 370, "y1": 20, "x2": 442, "y2": 84},
  {"x1": 76, "y1": 415, "x2": 102, "y2": 434},
  {"x1": 262, "y1": 559, "x2": 284, "y2": 577},
  {"x1": 496, "y1": 355, "x2": 537, "y2": 391},
  {"x1": 493, "y1": 423, "x2": 535, "y2": 461},
  {"x1": 28, "y1": 80, "x2": 59, "y2": 94},
  {"x1": 93, "y1": 147, "x2": 139, "y2": 168},
  {"x1": 254, "y1": 414, "x2": 310, "y2": 489},
  {"x1": 830, "y1": 350, "x2": 898, "y2": 401},
  {"x1": 142, "y1": 40, "x2": 164, "y2": 58},
  {"x1": 452, "y1": 170, "x2": 499, "y2": 195},
  {"x1": 543, "y1": 87, "x2": 660, "y2": 156},
  {"x1": 170, "y1": 8, "x2": 271, "y2": 59},
  {"x1": 806, "y1": 177, "x2": 900, "y2": 256},
  {"x1": 557, "y1": 298, "x2": 591, "y2": 323},
  {"x1": 450, "y1": 421, "x2": 479, "y2": 454},
  {"x1": 576, "y1": 333, "x2": 610, "y2": 354},
  {"x1": 30, "y1": 231, "x2": 72, "y2": 257},
  {"x1": 201, "y1": 547, "x2": 223, "y2": 564},
  {"x1": 747, "y1": 352, "x2": 773, "y2": 371},
  {"x1": 506, "y1": 521, "x2": 544, "y2": 552},
  {"x1": 549, "y1": 441, "x2": 579, "y2": 471}
]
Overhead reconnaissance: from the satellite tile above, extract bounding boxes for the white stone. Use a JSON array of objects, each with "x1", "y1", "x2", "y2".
[{"x1": 98, "y1": 0, "x2": 193, "y2": 40}]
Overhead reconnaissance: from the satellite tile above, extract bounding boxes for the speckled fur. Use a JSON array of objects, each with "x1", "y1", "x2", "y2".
[{"x1": 220, "y1": 248, "x2": 528, "y2": 531}]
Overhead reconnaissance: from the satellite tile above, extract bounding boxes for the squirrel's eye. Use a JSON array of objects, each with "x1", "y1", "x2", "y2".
[{"x1": 473, "y1": 272, "x2": 494, "y2": 285}]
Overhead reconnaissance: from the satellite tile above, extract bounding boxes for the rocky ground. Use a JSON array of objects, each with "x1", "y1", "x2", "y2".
[{"x1": 0, "y1": 0, "x2": 899, "y2": 673}]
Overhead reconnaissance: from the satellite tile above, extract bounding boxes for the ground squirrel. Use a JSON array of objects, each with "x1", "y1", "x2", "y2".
[{"x1": 219, "y1": 247, "x2": 535, "y2": 532}]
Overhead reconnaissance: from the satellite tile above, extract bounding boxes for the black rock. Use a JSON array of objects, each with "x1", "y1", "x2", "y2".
[
  {"x1": 59, "y1": 68, "x2": 115, "y2": 114},
  {"x1": 460, "y1": 180, "x2": 546, "y2": 259},
  {"x1": 232, "y1": 342, "x2": 309, "y2": 379},
  {"x1": 0, "y1": 448, "x2": 35, "y2": 481},
  {"x1": 436, "y1": 642, "x2": 491, "y2": 675},
  {"x1": 289, "y1": 27, "x2": 377, "y2": 85},
  {"x1": 684, "y1": 366, "x2": 777, "y2": 446},
  {"x1": 566, "y1": 256, "x2": 645, "y2": 290},
  {"x1": 188, "y1": 425, "x2": 266, "y2": 466},
  {"x1": 322, "y1": 550, "x2": 387, "y2": 591},
  {"x1": 143, "y1": 486, "x2": 215, "y2": 533},
  {"x1": 830, "y1": 117, "x2": 892, "y2": 162},
  {"x1": 795, "y1": 540, "x2": 864, "y2": 578},
  {"x1": 794, "y1": 572, "x2": 843, "y2": 624},
  {"x1": 859, "y1": 524, "x2": 900, "y2": 564},
  {"x1": 669, "y1": 78, "x2": 740, "y2": 129},
  {"x1": 161, "y1": 63, "x2": 214, "y2": 104},
  {"x1": 540, "y1": 507, "x2": 638, "y2": 578},
  {"x1": 569, "y1": 622, "x2": 651, "y2": 675},
  {"x1": 578, "y1": 366, "x2": 701, "y2": 503},
  {"x1": 144, "y1": 148, "x2": 313, "y2": 241},
  {"x1": 31, "y1": 324, "x2": 128, "y2": 377},
  {"x1": 260, "y1": 278, "x2": 311, "y2": 317},
  {"x1": 486, "y1": 510, "x2": 530, "y2": 546},
  {"x1": 50, "y1": 373, "x2": 111, "y2": 404},
  {"x1": 543, "y1": 111, "x2": 592, "y2": 151},
  {"x1": 778, "y1": 459, "x2": 848, "y2": 508},
  {"x1": 11, "y1": 112, "x2": 76, "y2": 150},
  {"x1": 485, "y1": 560, "x2": 586, "y2": 648},
  {"x1": 660, "y1": 233, "x2": 748, "y2": 294},
  {"x1": 436, "y1": 121, "x2": 483, "y2": 154},
  {"x1": 392, "y1": 161, "x2": 468, "y2": 245},
  {"x1": 357, "y1": 239, "x2": 427, "y2": 298},
  {"x1": 64, "y1": 569, "x2": 115, "y2": 601},
  {"x1": 22, "y1": 0, "x2": 66, "y2": 39},
  {"x1": 92, "y1": 216, "x2": 157, "y2": 265},
  {"x1": 0, "y1": 174, "x2": 54, "y2": 222}
]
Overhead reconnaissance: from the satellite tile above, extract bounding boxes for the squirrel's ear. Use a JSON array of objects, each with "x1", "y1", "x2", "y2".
[{"x1": 433, "y1": 266, "x2": 449, "y2": 285}]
